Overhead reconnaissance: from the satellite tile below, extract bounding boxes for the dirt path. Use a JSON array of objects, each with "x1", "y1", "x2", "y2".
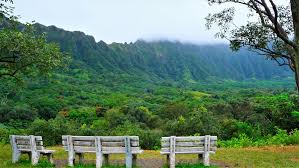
[{"x1": 54, "y1": 158, "x2": 230, "y2": 168}]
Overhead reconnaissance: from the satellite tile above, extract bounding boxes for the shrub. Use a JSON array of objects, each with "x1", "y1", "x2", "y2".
[
  {"x1": 30, "y1": 97, "x2": 63, "y2": 120},
  {"x1": 68, "y1": 107, "x2": 97, "y2": 124},
  {"x1": 286, "y1": 129, "x2": 299, "y2": 145},
  {"x1": 0, "y1": 104, "x2": 38, "y2": 124},
  {"x1": 0, "y1": 124, "x2": 25, "y2": 144},
  {"x1": 27, "y1": 117, "x2": 79, "y2": 146},
  {"x1": 219, "y1": 128, "x2": 299, "y2": 148},
  {"x1": 218, "y1": 134, "x2": 254, "y2": 148}
]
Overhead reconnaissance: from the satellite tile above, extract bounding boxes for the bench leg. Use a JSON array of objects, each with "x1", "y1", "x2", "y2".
[
  {"x1": 68, "y1": 153, "x2": 75, "y2": 167},
  {"x1": 169, "y1": 153, "x2": 175, "y2": 168},
  {"x1": 31, "y1": 151, "x2": 40, "y2": 165},
  {"x1": 103, "y1": 154, "x2": 109, "y2": 165},
  {"x1": 47, "y1": 154, "x2": 54, "y2": 164},
  {"x1": 132, "y1": 154, "x2": 137, "y2": 166},
  {"x1": 12, "y1": 150, "x2": 21, "y2": 163},
  {"x1": 96, "y1": 153, "x2": 103, "y2": 168},
  {"x1": 203, "y1": 152, "x2": 210, "y2": 166},
  {"x1": 126, "y1": 153, "x2": 133, "y2": 168}
]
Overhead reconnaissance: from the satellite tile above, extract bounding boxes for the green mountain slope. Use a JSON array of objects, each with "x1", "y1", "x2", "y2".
[{"x1": 34, "y1": 24, "x2": 291, "y2": 82}]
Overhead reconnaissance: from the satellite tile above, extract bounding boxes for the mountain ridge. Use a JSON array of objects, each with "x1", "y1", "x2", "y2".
[{"x1": 33, "y1": 23, "x2": 292, "y2": 83}]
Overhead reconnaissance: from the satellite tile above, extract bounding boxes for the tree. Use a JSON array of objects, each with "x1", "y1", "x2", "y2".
[
  {"x1": 0, "y1": 0, "x2": 69, "y2": 79},
  {"x1": 206, "y1": 0, "x2": 299, "y2": 91}
]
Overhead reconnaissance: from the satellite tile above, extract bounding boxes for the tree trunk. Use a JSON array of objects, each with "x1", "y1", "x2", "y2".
[
  {"x1": 291, "y1": 0, "x2": 299, "y2": 91},
  {"x1": 295, "y1": 54, "x2": 299, "y2": 91}
]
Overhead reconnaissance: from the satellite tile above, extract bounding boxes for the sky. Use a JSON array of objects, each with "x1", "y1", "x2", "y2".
[{"x1": 12, "y1": 0, "x2": 287, "y2": 44}]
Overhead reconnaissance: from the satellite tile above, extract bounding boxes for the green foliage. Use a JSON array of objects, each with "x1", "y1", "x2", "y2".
[
  {"x1": 30, "y1": 97, "x2": 62, "y2": 120},
  {"x1": 0, "y1": 104, "x2": 37, "y2": 124},
  {"x1": 219, "y1": 128, "x2": 299, "y2": 148},
  {"x1": 0, "y1": 124, "x2": 25, "y2": 144},
  {"x1": 0, "y1": 23, "x2": 69, "y2": 79},
  {"x1": 27, "y1": 117, "x2": 78, "y2": 146},
  {"x1": 68, "y1": 107, "x2": 97, "y2": 124}
]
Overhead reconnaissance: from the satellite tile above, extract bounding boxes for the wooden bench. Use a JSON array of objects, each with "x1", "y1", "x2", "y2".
[
  {"x1": 160, "y1": 135, "x2": 217, "y2": 168},
  {"x1": 62, "y1": 135, "x2": 143, "y2": 168},
  {"x1": 10, "y1": 135, "x2": 55, "y2": 165}
]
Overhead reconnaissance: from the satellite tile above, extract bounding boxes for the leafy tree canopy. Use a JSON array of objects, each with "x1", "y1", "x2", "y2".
[
  {"x1": 0, "y1": 0, "x2": 69, "y2": 80},
  {"x1": 206, "y1": 0, "x2": 299, "y2": 91}
]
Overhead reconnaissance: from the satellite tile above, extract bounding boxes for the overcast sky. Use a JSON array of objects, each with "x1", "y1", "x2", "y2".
[{"x1": 12, "y1": 0, "x2": 287, "y2": 44}]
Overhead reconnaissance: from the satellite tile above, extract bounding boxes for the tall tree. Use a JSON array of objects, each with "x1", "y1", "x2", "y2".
[
  {"x1": 206, "y1": 0, "x2": 299, "y2": 91},
  {"x1": 0, "y1": 0, "x2": 69, "y2": 79}
]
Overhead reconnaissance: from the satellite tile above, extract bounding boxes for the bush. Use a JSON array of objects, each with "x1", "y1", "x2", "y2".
[
  {"x1": 30, "y1": 97, "x2": 63, "y2": 120},
  {"x1": 68, "y1": 107, "x2": 97, "y2": 124},
  {"x1": 218, "y1": 134, "x2": 254, "y2": 148},
  {"x1": 104, "y1": 109, "x2": 128, "y2": 128},
  {"x1": 286, "y1": 129, "x2": 299, "y2": 145},
  {"x1": 27, "y1": 117, "x2": 79, "y2": 146},
  {"x1": 0, "y1": 124, "x2": 25, "y2": 144},
  {"x1": 0, "y1": 104, "x2": 38, "y2": 125},
  {"x1": 219, "y1": 128, "x2": 299, "y2": 148}
]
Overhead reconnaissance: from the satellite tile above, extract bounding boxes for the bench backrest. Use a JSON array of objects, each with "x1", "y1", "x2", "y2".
[
  {"x1": 161, "y1": 135, "x2": 217, "y2": 154},
  {"x1": 62, "y1": 136, "x2": 141, "y2": 154},
  {"x1": 10, "y1": 135, "x2": 44, "y2": 151}
]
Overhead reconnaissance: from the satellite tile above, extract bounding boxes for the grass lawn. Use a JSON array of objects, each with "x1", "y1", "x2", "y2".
[{"x1": 0, "y1": 144, "x2": 299, "y2": 167}]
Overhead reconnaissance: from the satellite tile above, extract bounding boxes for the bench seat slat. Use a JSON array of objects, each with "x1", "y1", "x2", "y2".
[
  {"x1": 161, "y1": 141, "x2": 217, "y2": 148},
  {"x1": 62, "y1": 136, "x2": 139, "y2": 142},
  {"x1": 161, "y1": 136, "x2": 217, "y2": 142},
  {"x1": 161, "y1": 146, "x2": 217, "y2": 153},
  {"x1": 160, "y1": 151, "x2": 216, "y2": 154},
  {"x1": 70, "y1": 146, "x2": 141, "y2": 153},
  {"x1": 15, "y1": 136, "x2": 42, "y2": 141},
  {"x1": 62, "y1": 140, "x2": 139, "y2": 147}
]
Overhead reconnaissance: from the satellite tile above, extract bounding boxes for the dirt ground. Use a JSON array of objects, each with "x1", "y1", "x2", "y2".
[{"x1": 54, "y1": 158, "x2": 230, "y2": 168}]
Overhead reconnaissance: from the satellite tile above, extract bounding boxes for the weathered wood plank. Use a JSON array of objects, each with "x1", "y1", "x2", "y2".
[
  {"x1": 71, "y1": 146, "x2": 141, "y2": 153},
  {"x1": 161, "y1": 141, "x2": 217, "y2": 148},
  {"x1": 161, "y1": 147, "x2": 217, "y2": 153},
  {"x1": 15, "y1": 136, "x2": 42, "y2": 141},
  {"x1": 17, "y1": 145, "x2": 44, "y2": 151},
  {"x1": 62, "y1": 136, "x2": 139, "y2": 142},
  {"x1": 161, "y1": 136, "x2": 217, "y2": 142},
  {"x1": 62, "y1": 141, "x2": 140, "y2": 147},
  {"x1": 16, "y1": 140, "x2": 43, "y2": 146}
]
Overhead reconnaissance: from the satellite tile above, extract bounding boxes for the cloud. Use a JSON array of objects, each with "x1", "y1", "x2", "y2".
[{"x1": 12, "y1": 0, "x2": 287, "y2": 44}]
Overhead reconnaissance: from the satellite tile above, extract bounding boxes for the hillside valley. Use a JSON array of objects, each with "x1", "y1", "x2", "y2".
[{"x1": 34, "y1": 24, "x2": 292, "y2": 84}]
